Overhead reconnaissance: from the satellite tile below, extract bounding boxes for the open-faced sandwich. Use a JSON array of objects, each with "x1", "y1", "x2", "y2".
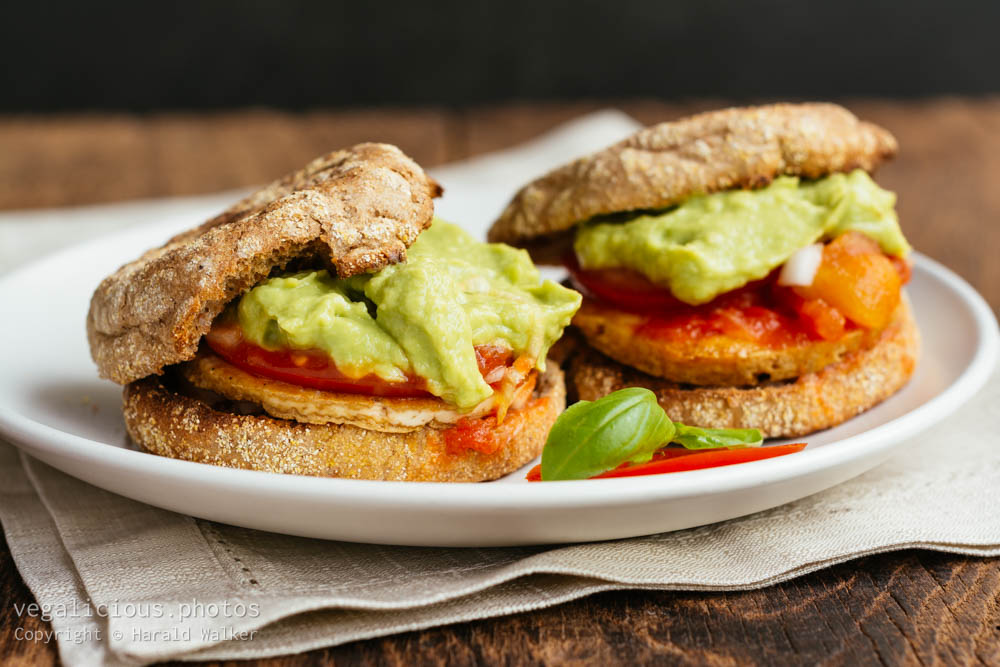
[
  {"x1": 489, "y1": 103, "x2": 919, "y2": 438},
  {"x1": 88, "y1": 144, "x2": 581, "y2": 481}
]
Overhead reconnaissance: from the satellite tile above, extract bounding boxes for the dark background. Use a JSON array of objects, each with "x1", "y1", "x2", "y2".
[{"x1": 4, "y1": 0, "x2": 999, "y2": 112}]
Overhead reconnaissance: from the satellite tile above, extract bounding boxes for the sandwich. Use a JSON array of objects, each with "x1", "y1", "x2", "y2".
[
  {"x1": 88, "y1": 143, "x2": 581, "y2": 481},
  {"x1": 489, "y1": 103, "x2": 919, "y2": 438}
]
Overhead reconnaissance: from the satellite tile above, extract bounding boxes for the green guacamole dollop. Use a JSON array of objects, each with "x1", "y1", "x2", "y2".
[
  {"x1": 573, "y1": 169, "x2": 911, "y2": 305},
  {"x1": 237, "y1": 220, "x2": 581, "y2": 409}
]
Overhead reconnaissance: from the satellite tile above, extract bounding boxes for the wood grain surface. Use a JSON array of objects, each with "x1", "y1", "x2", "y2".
[{"x1": 1, "y1": 100, "x2": 998, "y2": 665}]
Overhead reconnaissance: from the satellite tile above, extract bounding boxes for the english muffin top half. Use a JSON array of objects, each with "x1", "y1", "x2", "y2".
[{"x1": 489, "y1": 103, "x2": 897, "y2": 246}]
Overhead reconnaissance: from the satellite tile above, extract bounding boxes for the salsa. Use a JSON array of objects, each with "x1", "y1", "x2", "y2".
[
  {"x1": 442, "y1": 415, "x2": 502, "y2": 455},
  {"x1": 568, "y1": 232, "x2": 909, "y2": 348}
]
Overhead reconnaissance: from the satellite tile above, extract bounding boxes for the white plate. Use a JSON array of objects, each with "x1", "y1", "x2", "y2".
[{"x1": 0, "y1": 217, "x2": 996, "y2": 546}]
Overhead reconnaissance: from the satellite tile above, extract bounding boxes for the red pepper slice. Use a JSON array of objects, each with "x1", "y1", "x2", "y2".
[
  {"x1": 525, "y1": 443, "x2": 806, "y2": 481},
  {"x1": 593, "y1": 443, "x2": 807, "y2": 478}
]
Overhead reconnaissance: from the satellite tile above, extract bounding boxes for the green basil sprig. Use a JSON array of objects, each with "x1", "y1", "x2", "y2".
[
  {"x1": 540, "y1": 389, "x2": 763, "y2": 480},
  {"x1": 671, "y1": 423, "x2": 763, "y2": 450},
  {"x1": 541, "y1": 388, "x2": 674, "y2": 481}
]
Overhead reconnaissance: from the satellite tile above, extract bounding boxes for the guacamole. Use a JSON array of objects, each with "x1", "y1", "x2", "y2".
[
  {"x1": 573, "y1": 169, "x2": 910, "y2": 305},
  {"x1": 237, "y1": 220, "x2": 581, "y2": 409}
]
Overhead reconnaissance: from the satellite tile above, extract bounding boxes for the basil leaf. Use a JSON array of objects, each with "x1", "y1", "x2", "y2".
[
  {"x1": 671, "y1": 423, "x2": 763, "y2": 450},
  {"x1": 540, "y1": 388, "x2": 675, "y2": 480}
]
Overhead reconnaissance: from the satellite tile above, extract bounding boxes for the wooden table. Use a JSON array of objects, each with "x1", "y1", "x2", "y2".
[{"x1": 2, "y1": 100, "x2": 998, "y2": 665}]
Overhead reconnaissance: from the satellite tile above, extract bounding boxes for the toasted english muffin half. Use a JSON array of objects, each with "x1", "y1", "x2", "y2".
[
  {"x1": 488, "y1": 103, "x2": 896, "y2": 246},
  {"x1": 569, "y1": 299, "x2": 918, "y2": 439},
  {"x1": 88, "y1": 143, "x2": 442, "y2": 385},
  {"x1": 124, "y1": 363, "x2": 565, "y2": 482}
]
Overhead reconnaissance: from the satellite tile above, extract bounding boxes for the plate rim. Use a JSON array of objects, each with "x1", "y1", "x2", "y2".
[{"x1": 0, "y1": 251, "x2": 996, "y2": 511}]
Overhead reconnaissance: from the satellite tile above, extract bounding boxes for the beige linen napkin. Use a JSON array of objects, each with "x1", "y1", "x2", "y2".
[
  {"x1": 1, "y1": 111, "x2": 998, "y2": 666},
  {"x1": 2, "y1": 370, "x2": 999, "y2": 665}
]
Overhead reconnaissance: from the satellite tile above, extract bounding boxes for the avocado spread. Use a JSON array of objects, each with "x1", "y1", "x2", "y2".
[
  {"x1": 237, "y1": 220, "x2": 581, "y2": 409},
  {"x1": 573, "y1": 169, "x2": 911, "y2": 305}
]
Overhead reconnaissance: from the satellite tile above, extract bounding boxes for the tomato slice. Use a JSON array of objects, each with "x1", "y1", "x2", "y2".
[
  {"x1": 565, "y1": 253, "x2": 686, "y2": 311},
  {"x1": 204, "y1": 318, "x2": 514, "y2": 398},
  {"x1": 566, "y1": 253, "x2": 781, "y2": 315}
]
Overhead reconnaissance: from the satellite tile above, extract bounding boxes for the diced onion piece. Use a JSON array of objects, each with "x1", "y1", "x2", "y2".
[
  {"x1": 492, "y1": 356, "x2": 536, "y2": 424},
  {"x1": 484, "y1": 365, "x2": 506, "y2": 384},
  {"x1": 778, "y1": 243, "x2": 824, "y2": 287}
]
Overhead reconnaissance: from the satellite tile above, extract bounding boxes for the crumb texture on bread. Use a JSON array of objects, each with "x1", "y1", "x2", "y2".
[
  {"x1": 570, "y1": 299, "x2": 919, "y2": 438},
  {"x1": 488, "y1": 103, "x2": 897, "y2": 244},
  {"x1": 88, "y1": 143, "x2": 442, "y2": 385},
  {"x1": 124, "y1": 364, "x2": 565, "y2": 482}
]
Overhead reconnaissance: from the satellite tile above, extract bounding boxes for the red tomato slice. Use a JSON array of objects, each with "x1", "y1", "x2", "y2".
[
  {"x1": 567, "y1": 253, "x2": 781, "y2": 315},
  {"x1": 205, "y1": 319, "x2": 514, "y2": 397},
  {"x1": 565, "y1": 254, "x2": 685, "y2": 311}
]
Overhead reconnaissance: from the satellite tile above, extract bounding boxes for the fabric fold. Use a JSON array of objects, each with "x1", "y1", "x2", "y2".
[{"x1": 1, "y1": 363, "x2": 997, "y2": 664}]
